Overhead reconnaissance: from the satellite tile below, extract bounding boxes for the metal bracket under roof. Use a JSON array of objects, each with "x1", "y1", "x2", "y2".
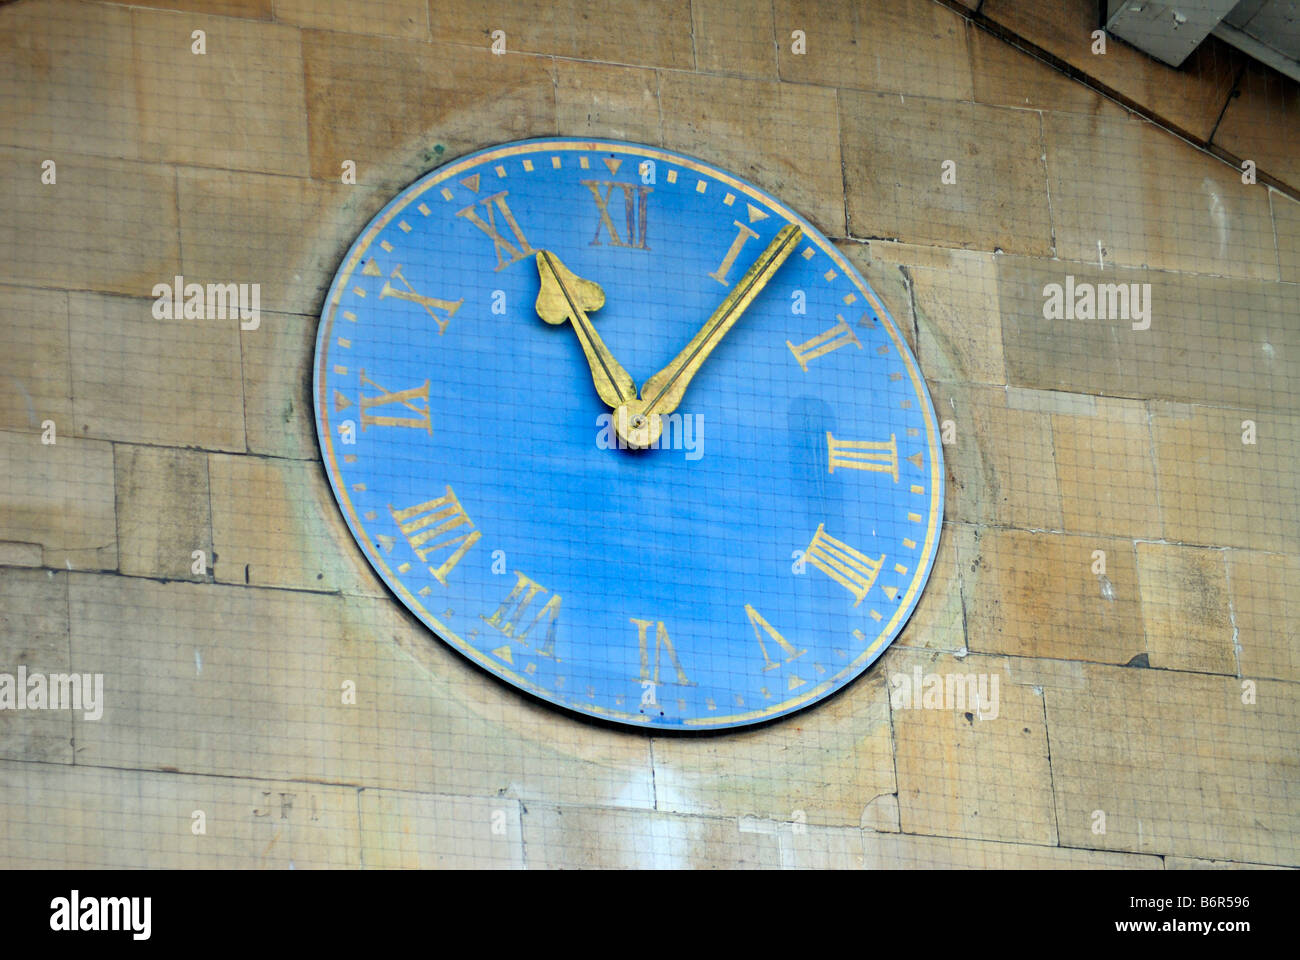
[{"x1": 1105, "y1": 0, "x2": 1299, "y2": 81}]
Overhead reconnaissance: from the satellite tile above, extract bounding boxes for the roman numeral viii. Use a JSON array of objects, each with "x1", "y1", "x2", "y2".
[{"x1": 388, "y1": 486, "x2": 480, "y2": 586}]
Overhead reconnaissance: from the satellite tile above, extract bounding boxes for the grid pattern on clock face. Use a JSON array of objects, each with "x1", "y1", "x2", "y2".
[{"x1": 314, "y1": 139, "x2": 943, "y2": 729}]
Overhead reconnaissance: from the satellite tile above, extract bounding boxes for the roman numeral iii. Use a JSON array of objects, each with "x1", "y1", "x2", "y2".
[{"x1": 826, "y1": 432, "x2": 898, "y2": 480}]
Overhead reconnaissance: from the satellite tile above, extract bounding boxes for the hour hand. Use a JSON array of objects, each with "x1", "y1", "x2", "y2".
[{"x1": 535, "y1": 251, "x2": 636, "y2": 410}]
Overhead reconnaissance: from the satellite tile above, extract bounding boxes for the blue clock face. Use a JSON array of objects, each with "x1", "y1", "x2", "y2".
[{"x1": 313, "y1": 138, "x2": 943, "y2": 730}]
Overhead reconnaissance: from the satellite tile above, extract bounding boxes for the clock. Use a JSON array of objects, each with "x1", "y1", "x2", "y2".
[{"x1": 313, "y1": 138, "x2": 943, "y2": 731}]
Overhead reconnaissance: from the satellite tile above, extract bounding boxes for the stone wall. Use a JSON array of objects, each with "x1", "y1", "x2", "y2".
[{"x1": 0, "y1": 0, "x2": 1296, "y2": 868}]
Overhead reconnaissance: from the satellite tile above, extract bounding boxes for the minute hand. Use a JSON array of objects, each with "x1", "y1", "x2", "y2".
[{"x1": 638, "y1": 223, "x2": 802, "y2": 421}]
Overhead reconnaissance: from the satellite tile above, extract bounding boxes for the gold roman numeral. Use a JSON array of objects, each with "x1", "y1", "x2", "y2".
[
  {"x1": 709, "y1": 219, "x2": 760, "y2": 286},
  {"x1": 787, "y1": 315, "x2": 862, "y2": 371},
  {"x1": 456, "y1": 190, "x2": 534, "y2": 270},
  {"x1": 582, "y1": 180, "x2": 651, "y2": 249},
  {"x1": 744, "y1": 604, "x2": 806, "y2": 672},
  {"x1": 359, "y1": 370, "x2": 431, "y2": 433},
  {"x1": 482, "y1": 571, "x2": 562, "y2": 658},
  {"x1": 630, "y1": 618, "x2": 692, "y2": 686},
  {"x1": 389, "y1": 486, "x2": 480, "y2": 586},
  {"x1": 378, "y1": 264, "x2": 464, "y2": 335},
  {"x1": 826, "y1": 431, "x2": 898, "y2": 480},
  {"x1": 804, "y1": 524, "x2": 883, "y2": 606}
]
